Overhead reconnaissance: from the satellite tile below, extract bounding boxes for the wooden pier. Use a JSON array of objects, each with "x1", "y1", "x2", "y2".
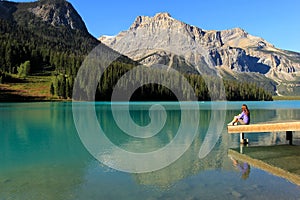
[{"x1": 228, "y1": 121, "x2": 300, "y2": 144}]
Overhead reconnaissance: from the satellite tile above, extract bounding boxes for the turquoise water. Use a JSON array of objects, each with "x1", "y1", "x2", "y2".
[{"x1": 0, "y1": 101, "x2": 300, "y2": 199}]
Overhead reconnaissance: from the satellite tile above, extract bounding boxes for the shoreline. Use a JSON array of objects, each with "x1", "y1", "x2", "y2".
[
  {"x1": 1, "y1": 83, "x2": 300, "y2": 103},
  {"x1": 0, "y1": 98, "x2": 299, "y2": 103},
  {"x1": 272, "y1": 96, "x2": 300, "y2": 100}
]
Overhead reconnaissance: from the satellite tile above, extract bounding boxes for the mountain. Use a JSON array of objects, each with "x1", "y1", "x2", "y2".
[
  {"x1": 0, "y1": 0, "x2": 101, "y2": 74},
  {"x1": 0, "y1": 0, "x2": 141, "y2": 101},
  {"x1": 100, "y1": 12, "x2": 300, "y2": 95},
  {"x1": 0, "y1": 2, "x2": 273, "y2": 101},
  {"x1": 0, "y1": 0, "x2": 87, "y2": 31}
]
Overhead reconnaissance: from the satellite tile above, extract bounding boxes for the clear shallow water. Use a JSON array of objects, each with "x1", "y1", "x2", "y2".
[{"x1": 0, "y1": 101, "x2": 300, "y2": 200}]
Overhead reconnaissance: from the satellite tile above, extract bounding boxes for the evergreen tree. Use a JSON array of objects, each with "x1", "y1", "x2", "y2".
[
  {"x1": 50, "y1": 82, "x2": 55, "y2": 96},
  {"x1": 17, "y1": 60, "x2": 31, "y2": 78}
]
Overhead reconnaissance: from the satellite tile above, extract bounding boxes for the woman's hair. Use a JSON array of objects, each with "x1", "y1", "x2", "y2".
[
  {"x1": 241, "y1": 163, "x2": 251, "y2": 180},
  {"x1": 242, "y1": 104, "x2": 250, "y2": 116}
]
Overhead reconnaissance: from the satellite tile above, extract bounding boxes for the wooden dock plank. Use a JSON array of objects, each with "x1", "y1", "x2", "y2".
[{"x1": 228, "y1": 121, "x2": 300, "y2": 134}]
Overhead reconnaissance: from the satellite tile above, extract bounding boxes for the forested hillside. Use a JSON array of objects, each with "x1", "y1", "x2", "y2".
[{"x1": 0, "y1": 0, "x2": 272, "y2": 101}]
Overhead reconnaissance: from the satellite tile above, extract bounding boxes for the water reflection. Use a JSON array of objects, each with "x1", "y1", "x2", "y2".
[
  {"x1": 0, "y1": 102, "x2": 300, "y2": 199},
  {"x1": 0, "y1": 103, "x2": 91, "y2": 200},
  {"x1": 229, "y1": 156, "x2": 251, "y2": 180},
  {"x1": 228, "y1": 145, "x2": 300, "y2": 186},
  {"x1": 93, "y1": 103, "x2": 228, "y2": 186},
  {"x1": 97, "y1": 104, "x2": 182, "y2": 152},
  {"x1": 95, "y1": 103, "x2": 300, "y2": 187}
]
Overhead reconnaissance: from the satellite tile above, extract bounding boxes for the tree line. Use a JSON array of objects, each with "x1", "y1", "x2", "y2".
[
  {"x1": 0, "y1": 16, "x2": 98, "y2": 78},
  {"x1": 60, "y1": 61, "x2": 272, "y2": 101},
  {"x1": 0, "y1": 13, "x2": 272, "y2": 101}
]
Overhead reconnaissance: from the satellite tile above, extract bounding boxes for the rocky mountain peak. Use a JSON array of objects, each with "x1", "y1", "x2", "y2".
[
  {"x1": 130, "y1": 12, "x2": 181, "y2": 31},
  {"x1": 27, "y1": 0, "x2": 87, "y2": 31},
  {"x1": 100, "y1": 12, "x2": 300, "y2": 94},
  {"x1": 154, "y1": 12, "x2": 172, "y2": 20},
  {"x1": 0, "y1": 0, "x2": 88, "y2": 31}
]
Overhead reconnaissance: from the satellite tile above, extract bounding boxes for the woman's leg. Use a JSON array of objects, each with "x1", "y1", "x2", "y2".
[
  {"x1": 238, "y1": 119, "x2": 246, "y2": 125},
  {"x1": 228, "y1": 116, "x2": 239, "y2": 125}
]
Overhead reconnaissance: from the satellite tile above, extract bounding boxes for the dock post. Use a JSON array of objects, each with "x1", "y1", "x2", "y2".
[
  {"x1": 286, "y1": 131, "x2": 293, "y2": 145},
  {"x1": 240, "y1": 144, "x2": 244, "y2": 154},
  {"x1": 240, "y1": 132, "x2": 244, "y2": 144},
  {"x1": 240, "y1": 132, "x2": 249, "y2": 144}
]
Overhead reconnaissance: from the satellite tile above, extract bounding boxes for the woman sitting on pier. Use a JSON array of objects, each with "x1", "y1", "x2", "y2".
[{"x1": 228, "y1": 104, "x2": 250, "y2": 126}]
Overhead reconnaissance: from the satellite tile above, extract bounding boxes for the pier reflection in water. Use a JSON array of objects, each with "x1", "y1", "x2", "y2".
[{"x1": 0, "y1": 101, "x2": 300, "y2": 199}]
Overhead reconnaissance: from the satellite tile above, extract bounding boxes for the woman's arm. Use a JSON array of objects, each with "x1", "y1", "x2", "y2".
[{"x1": 238, "y1": 112, "x2": 245, "y2": 119}]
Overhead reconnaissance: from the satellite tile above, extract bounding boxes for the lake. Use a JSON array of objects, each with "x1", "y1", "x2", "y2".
[{"x1": 0, "y1": 101, "x2": 300, "y2": 199}]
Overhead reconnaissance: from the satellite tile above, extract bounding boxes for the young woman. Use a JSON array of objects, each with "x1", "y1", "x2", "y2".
[{"x1": 228, "y1": 104, "x2": 250, "y2": 125}]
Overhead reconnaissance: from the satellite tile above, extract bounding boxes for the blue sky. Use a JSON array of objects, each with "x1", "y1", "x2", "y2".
[{"x1": 14, "y1": 0, "x2": 300, "y2": 52}]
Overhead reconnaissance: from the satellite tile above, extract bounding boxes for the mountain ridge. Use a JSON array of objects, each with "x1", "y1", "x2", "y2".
[
  {"x1": 0, "y1": 0, "x2": 87, "y2": 31},
  {"x1": 100, "y1": 12, "x2": 300, "y2": 95},
  {"x1": 0, "y1": 2, "x2": 282, "y2": 101}
]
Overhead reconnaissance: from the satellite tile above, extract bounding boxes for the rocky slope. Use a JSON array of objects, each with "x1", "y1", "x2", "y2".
[
  {"x1": 100, "y1": 13, "x2": 300, "y2": 95},
  {"x1": 0, "y1": 0, "x2": 87, "y2": 31},
  {"x1": 29, "y1": 0, "x2": 88, "y2": 31}
]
